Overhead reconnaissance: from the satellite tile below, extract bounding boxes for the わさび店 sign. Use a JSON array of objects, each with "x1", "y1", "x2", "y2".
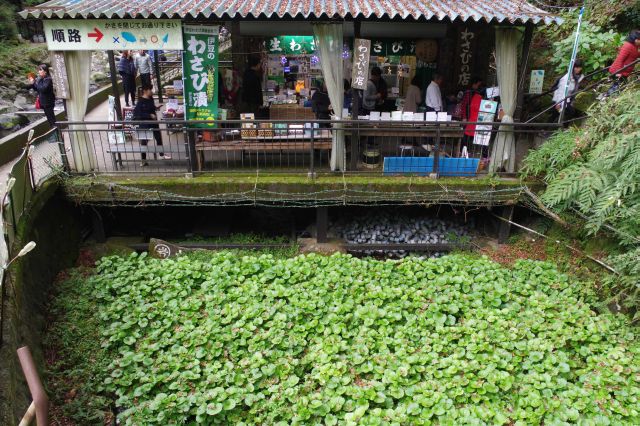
[
  {"x1": 351, "y1": 39, "x2": 371, "y2": 90},
  {"x1": 42, "y1": 20, "x2": 183, "y2": 51},
  {"x1": 183, "y1": 25, "x2": 218, "y2": 127}
]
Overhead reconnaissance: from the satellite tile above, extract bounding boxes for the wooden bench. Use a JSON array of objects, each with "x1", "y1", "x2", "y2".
[{"x1": 195, "y1": 139, "x2": 332, "y2": 170}]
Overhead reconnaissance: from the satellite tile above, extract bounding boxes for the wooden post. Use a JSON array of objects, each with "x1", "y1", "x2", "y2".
[
  {"x1": 498, "y1": 205, "x2": 515, "y2": 243},
  {"x1": 350, "y1": 21, "x2": 362, "y2": 171},
  {"x1": 154, "y1": 50, "x2": 163, "y2": 103},
  {"x1": 316, "y1": 206, "x2": 328, "y2": 243},
  {"x1": 515, "y1": 24, "x2": 534, "y2": 121},
  {"x1": 107, "y1": 50, "x2": 123, "y2": 120}
]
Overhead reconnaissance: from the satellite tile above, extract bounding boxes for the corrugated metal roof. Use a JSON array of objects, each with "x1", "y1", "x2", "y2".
[{"x1": 19, "y1": 0, "x2": 561, "y2": 25}]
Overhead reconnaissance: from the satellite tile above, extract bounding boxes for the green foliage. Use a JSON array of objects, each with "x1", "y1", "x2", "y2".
[
  {"x1": 551, "y1": 19, "x2": 622, "y2": 75},
  {"x1": 521, "y1": 128, "x2": 583, "y2": 181},
  {"x1": 524, "y1": 87, "x2": 640, "y2": 245},
  {"x1": 602, "y1": 248, "x2": 640, "y2": 320},
  {"x1": 50, "y1": 251, "x2": 640, "y2": 424},
  {"x1": 0, "y1": 1, "x2": 18, "y2": 41},
  {"x1": 43, "y1": 270, "x2": 113, "y2": 422}
]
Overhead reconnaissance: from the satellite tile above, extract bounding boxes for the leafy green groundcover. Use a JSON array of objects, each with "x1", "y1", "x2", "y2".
[{"x1": 81, "y1": 253, "x2": 640, "y2": 424}]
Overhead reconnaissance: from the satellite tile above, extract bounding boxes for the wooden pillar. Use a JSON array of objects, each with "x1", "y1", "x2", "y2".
[
  {"x1": 316, "y1": 206, "x2": 328, "y2": 243},
  {"x1": 154, "y1": 50, "x2": 163, "y2": 103},
  {"x1": 515, "y1": 24, "x2": 534, "y2": 121},
  {"x1": 498, "y1": 205, "x2": 514, "y2": 243},
  {"x1": 107, "y1": 50, "x2": 123, "y2": 120},
  {"x1": 350, "y1": 21, "x2": 362, "y2": 171}
]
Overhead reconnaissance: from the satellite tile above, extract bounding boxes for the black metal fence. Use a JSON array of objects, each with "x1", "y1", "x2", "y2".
[{"x1": 56, "y1": 120, "x2": 560, "y2": 177}]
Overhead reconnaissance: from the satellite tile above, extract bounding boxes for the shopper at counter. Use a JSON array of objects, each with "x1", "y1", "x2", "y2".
[
  {"x1": 363, "y1": 66, "x2": 383, "y2": 114},
  {"x1": 403, "y1": 76, "x2": 423, "y2": 113},
  {"x1": 311, "y1": 80, "x2": 331, "y2": 124},
  {"x1": 240, "y1": 56, "x2": 263, "y2": 115},
  {"x1": 425, "y1": 74, "x2": 444, "y2": 112}
]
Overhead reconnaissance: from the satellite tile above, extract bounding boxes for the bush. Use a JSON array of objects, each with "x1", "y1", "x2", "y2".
[
  {"x1": 0, "y1": 1, "x2": 18, "y2": 42},
  {"x1": 551, "y1": 20, "x2": 622, "y2": 75}
]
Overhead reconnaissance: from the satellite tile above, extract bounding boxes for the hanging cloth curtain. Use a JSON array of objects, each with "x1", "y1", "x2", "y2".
[
  {"x1": 312, "y1": 23, "x2": 345, "y2": 171},
  {"x1": 64, "y1": 50, "x2": 96, "y2": 172},
  {"x1": 489, "y1": 28, "x2": 519, "y2": 174}
]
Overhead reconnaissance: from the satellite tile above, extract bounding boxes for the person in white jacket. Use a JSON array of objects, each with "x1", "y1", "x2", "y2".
[
  {"x1": 551, "y1": 59, "x2": 584, "y2": 124},
  {"x1": 425, "y1": 74, "x2": 444, "y2": 112}
]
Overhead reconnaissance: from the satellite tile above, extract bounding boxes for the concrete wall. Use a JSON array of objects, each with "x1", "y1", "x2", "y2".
[{"x1": 0, "y1": 182, "x2": 82, "y2": 424}]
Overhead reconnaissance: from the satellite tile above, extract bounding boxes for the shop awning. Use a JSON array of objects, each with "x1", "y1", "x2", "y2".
[{"x1": 20, "y1": 0, "x2": 561, "y2": 25}]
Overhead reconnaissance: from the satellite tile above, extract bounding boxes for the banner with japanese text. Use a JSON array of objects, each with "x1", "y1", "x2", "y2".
[{"x1": 183, "y1": 25, "x2": 218, "y2": 127}]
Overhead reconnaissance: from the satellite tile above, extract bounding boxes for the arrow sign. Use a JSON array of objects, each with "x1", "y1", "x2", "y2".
[{"x1": 88, "y1": 27, "x2": 103, "y2": 42}]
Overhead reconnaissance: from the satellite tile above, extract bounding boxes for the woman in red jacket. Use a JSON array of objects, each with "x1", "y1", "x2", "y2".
[{"x1": 606, "y1": 30, "x2": 640, "y2": 96}]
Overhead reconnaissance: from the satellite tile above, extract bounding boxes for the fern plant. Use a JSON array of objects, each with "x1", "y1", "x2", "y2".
[
  {"x1": 522, "y1": 86, "x2": 640, "y2": 316},
  {"x1": 524, "y1": 86, "x2": 640, "y2": 246}
]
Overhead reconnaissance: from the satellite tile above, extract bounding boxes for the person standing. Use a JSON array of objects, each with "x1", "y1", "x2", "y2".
[
  {"x1": 606, "y1": 30, "x2": 640, "y2": 96},
  {"x1": 311, "y1": 80, "x2": 331, "y2": 124},
  {"x1": 240, "y1": 56, "x2": 263, "y2": 116},
  {"x1": 133, "y1": 84, "x2": 170, "y2": 166},
  {"x1": 459, "y1": 77, "x2": 485, "y2": 154},
  {"x1": 551, "y1": 59, "x2": 585, "y2": 124},
  {"x1": 403, "y1": 76, "x2": 422, "y2": 113},
  {"x1": 118, "y1": 51, "x2": 137, "y2": 106},
  {"x1": 135, "y1": 50, "x2": 153, "y2": 89},
  {"x1": 363, "y1": 66, "x2": 383, "y2": 114},
  {"x1": 27, "y1": 64, "x2": 56, "y2": 127},
  {"x1": 425, "y1": 74, "x2": 444, "y2": 112}
]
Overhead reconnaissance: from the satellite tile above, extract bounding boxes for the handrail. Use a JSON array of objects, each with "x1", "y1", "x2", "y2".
[
  {"x1": 56, "y1": 119, "x2": 561, "y2": 128},
  {"x1": 527, "y1": 58, "x2": 639, "y2": 101},
  {"x1": 525, "y1": 65, "x2": 640, "y2": 123}
]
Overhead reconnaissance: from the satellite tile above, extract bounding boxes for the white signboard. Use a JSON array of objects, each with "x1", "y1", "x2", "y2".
[
  {"x1": 529, "y1": 70, "x2": 545, "y2": 94},
  {"x1": 107, "y1": 96, "x2": 125, "y2": 145},
  {"x1": 473, "y1": 100, "x2": 498, "y2": 146},
  {"x1": 43, "y1": 20, "x2": 183, "y2": 51}
]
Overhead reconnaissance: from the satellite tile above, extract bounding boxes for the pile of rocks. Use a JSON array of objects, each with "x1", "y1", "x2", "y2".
[{"x1": 333, "y1": 211, "x2": 471, "y2": 258}]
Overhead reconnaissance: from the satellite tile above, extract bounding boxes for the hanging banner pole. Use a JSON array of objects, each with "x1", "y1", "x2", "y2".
[{"x1": 558, "y1": 6, "x2": 584, "y2": 124}]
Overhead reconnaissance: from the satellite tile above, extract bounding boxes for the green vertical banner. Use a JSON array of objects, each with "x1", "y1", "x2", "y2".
[{"x1": 183, "y1": 24, "x2": 218, "y2": 127}]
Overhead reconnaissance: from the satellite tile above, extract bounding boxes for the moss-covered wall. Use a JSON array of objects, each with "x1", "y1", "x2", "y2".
[{"x1": 0, "y1": 182, "x2": 82, "y2": 424}]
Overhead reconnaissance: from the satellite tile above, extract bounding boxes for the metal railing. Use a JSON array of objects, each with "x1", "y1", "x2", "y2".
[{"x1": 55, "y1": 119, "x2": 560, "y2": 177}]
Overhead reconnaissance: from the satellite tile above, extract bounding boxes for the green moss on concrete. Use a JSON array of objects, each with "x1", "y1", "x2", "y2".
[{"x1": 63, "y1": 174, "x2": 535, "y2": 206}]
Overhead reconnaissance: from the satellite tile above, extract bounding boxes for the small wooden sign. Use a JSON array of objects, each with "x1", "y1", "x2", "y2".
[
  {"x1": 50, "y1": 51, "x2": 70, "y2": 99},
  {"x1": 351, "y1": 39, "x2": 371, "y2": 91}
]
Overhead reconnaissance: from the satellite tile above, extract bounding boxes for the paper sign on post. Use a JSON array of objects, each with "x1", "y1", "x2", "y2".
[{"x1": 529, "y1": 70, "x2": 545, "y2": 94}]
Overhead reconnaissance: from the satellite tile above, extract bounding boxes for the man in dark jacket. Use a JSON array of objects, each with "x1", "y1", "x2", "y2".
[
  {"x1": 240, "y1": 56, "x2": 263, "y2": 116},
  {"x1": 133, "y1": 84, "x2": 170, "y2": 166},
  {"x1": 117, "y1": 51, "x2": 137, "y2": 106},
  {"x1": 311, "y1": 80, "x2": 331, "y2": 126}
]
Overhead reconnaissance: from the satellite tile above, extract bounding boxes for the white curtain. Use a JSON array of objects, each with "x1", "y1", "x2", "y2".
[
  {"x1": 64, "y1": 51, "x2": 95, "y2": 172},
  {"x1": 489, "y1": 28, "x2": 519, "y2": 174},
  {"x1": 313, "y1": 24, "x2": 345, "y2": 171}
]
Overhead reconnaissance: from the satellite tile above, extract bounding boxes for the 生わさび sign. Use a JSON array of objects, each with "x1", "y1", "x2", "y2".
[
  {"x1": 43, "y1": 20, "x2": 183, "y2": 51},
  {"x1": 182, "y1": 25, "x2": 219, "y2": 127}
]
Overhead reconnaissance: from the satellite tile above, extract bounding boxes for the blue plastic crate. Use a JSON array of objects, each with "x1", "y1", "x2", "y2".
[{"x1": 383, "y1": 157, "x2": 479, "y2": 177}]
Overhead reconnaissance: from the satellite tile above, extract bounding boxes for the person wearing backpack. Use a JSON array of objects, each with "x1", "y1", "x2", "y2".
[
  {"x1": 551, "y1": 59, "x2": 584, "y2": 124},
  {"x1": 605, "y1": 30, "x2": 640, "y2": 96}
]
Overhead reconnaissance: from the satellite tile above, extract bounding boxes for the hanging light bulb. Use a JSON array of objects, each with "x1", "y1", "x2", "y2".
[
  {"x1": 310, "y1": 55, "x2": 320, "y2": 66},
  {"x1": 280, "y1": 55, "x2": 287, "y2": 66}
]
